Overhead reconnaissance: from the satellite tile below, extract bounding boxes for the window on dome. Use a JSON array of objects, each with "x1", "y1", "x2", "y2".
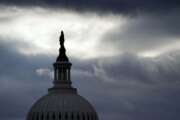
[
  {"x1": 52, "y1": 113, "x2": 56, "y2": 120},
  {"x1": 77, "y1": 113, "x2": 80, "y2": 120},
  {"x1": 71, "y1": 113, "x2": 74, "y2": 120},
  {"x1": 35, "y1": 113, "x2": 39, "y2": 120},
  {"x1": 65, "y1": 112, "x2": 68, "y2": 120},
  {"x1": 46, "y1": 113, "x2": 49, "y2": 120},
  {"x1": 82, "y1": 113, "x2": 85, "y2": 120},
  {"x1": 87, "y1": 114, "x2": 90, "y2": 120},
  {"x1": 59, "y1": 113, "x2": 61, "y2": 120},
  {"x1": 41, "y1": 114, "x2": 44, "y2": 120}
]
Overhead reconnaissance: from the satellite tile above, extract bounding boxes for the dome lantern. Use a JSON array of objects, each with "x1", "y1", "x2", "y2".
[{"x1": 49, "y1": 31, "x2": 76, "y2": 93}]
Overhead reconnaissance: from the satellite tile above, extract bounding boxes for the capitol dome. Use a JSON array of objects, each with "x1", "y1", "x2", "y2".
[{"x1": 26, "y1": 31, "x2": 99, "y2": 120}]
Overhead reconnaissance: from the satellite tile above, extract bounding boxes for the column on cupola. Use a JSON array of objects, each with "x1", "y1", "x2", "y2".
[{"x1": 53, "y1": 62, "x2": 72, "y2": 85}]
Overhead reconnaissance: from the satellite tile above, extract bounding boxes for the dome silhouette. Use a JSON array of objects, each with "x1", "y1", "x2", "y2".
[
  {"x1": 26, "y1": 31, "x2": 99, "y2": 120},
  {"x1": 27, "y1": 93, "x2": 98, "y2": 120}
]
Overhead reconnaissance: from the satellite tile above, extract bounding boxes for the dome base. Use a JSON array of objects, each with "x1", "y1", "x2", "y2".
[
  {"x1": 48, "y1": 87, "x2": 77, "y2": 94},
  {"x1": 26, "y1": 92, "x2": 99, "y2": 120}
]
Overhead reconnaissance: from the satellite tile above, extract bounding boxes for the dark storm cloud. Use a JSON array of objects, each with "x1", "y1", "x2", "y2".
[
  {"x1": 92, "y1": 52, "x2": 180, "y2": 120},
  {"x1": 0, "y1": 0, "x2": 180, "y2": 14},
  {"x1": 70, "y1": 50, "x2": 180, "y2": 120},
  {"x1": 0, "y1": 1, "x2": 179, "y2": 120},
  {"x1": 1, "y1": 37, "x2": 180, "y2": 120}
]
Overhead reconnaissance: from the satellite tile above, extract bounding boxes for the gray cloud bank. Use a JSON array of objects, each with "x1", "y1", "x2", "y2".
[
  {"x1": 0, "y1": 0, "x2": 180, "y2": 14},
  {"x1": 0, "y1": 0, "x2": 180, "y2": 120},
  {"x1": 101, "y1": 11, "x2": 180, "y2": 54},
  {"x1": 0, "y1": 40, "x2": 53, "y2": 119},
  {"x1": 1, "y1": 38, "x2": 180, "y2": 120}
]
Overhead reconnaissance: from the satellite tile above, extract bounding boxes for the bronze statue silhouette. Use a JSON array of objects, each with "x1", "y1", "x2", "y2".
[
  {"x1": 57, "y1": 30, "x2": 69, "y2": 62},
  {"x1": 59, "y1": 31, "x2": 64, "y2": 47}
]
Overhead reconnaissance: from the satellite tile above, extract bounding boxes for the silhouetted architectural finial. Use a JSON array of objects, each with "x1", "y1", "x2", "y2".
[{"x1": 56, "y1": 30, "x2": 69, "y2": 62}]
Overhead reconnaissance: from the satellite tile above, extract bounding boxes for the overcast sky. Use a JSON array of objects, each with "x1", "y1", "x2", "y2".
[{"x1": 0, "y1": 0, "x2": 180, "y2": 120}]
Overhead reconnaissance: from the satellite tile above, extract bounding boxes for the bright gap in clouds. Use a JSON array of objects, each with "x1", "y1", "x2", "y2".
[
  {"x1": 139, "y1": 40, "x2": 180, "y2": 57},
  {"x1": 0, "y1": 6, "x2": 125, "y2": 59}
]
